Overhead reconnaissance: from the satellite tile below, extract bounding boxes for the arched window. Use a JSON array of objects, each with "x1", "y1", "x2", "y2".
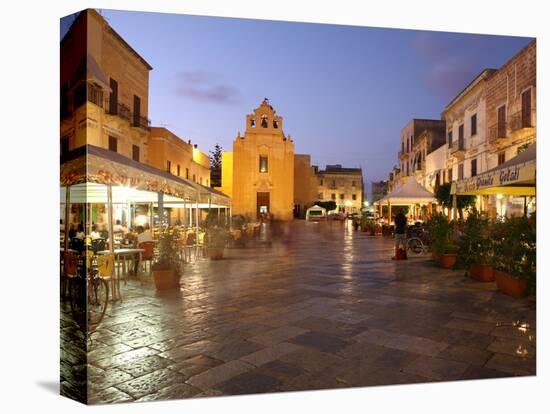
[
  {"x1": 250, "y1": 118, "x2": 256, "y2": 127},
  {"x1": 261, "y1": 115, "x2": 268, "y2": 128},
  {"x1": 273, "y1": 119, "x2": 279, "y2": 129}
]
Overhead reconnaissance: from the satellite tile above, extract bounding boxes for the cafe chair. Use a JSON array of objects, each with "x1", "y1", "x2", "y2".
[
  {"x1": 62, "y1": 251, "x2": 79, "y2": 299},
  {"x1": 138, "y1": 241, "x2": 155, "y2": 273},
  {"x1": 97, "y1": 253, "x2": 117, "y2": 300}
]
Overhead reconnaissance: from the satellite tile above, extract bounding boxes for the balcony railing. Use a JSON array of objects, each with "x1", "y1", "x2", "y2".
[
  {"x1": 106, "y1": 101, "x2": 131, "y2": 121},
  {"x1": 509, "y1": 110, "x2": 533, "y2": 132},
  {"x1": 450, "y1": 139, "x2": 465, "y2": 152},
  {"x1": 105, "y1": 99, "x2": 150, "y2": 130},
  {"x1": 488, "y1": 122, "x2": 508, "y2": 143},
  {"x1": 133, "y1": 115, "x2": 151, "y2": 130}
]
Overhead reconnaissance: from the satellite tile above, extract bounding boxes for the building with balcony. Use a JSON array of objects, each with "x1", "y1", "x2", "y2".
[
  {"x1": 486, "y1": 40, "x2": 536, "y2": 170},
  {"x1": 60, "y1": 9, "x2": 152, "y2": 163},
  {"x1": 317, "y1": 165, "x2": 363, "y2": 214},
  {"x1": 411, "y1": 123, "x2": 446, "y2": 187},
  {"x1": 483, "y1": 39, "x2": 536, "y2": 217},
  {"x1": 371, "y1": 180, "x2": 388, "y2": 203},
  {"x1": 442, "y1": 69, "x2": 495, "y2": 192},
  {"x1": 399, "y1": 119, "x2": 445, "y2": 182},
  {"x1": 220, "y1": 99, "x2": 295, "y2": 221}
]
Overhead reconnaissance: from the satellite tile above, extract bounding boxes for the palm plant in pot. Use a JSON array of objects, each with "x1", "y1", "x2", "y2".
[
  {"x1": 426, "y1": 213, "x2": 458, "y2": 268},
  {"x1": 491, "y1": 216, "x2": 535, "y2": 298},
  {"x1": 204, "y1": 212, "x2": 229, "y2": 260},
  {"x1": 458, "y1": 210, "x2": 494, "y2": 281},
  {"x1": 151, "y1": 227, "x2": 182, "y2": 290}
]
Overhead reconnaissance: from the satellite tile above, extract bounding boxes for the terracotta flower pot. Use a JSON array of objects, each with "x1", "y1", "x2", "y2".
[
  {"x1": 494, "y1": 270, "x2": 527, "y2": 298},
  {"x1": 470, "y1": 263, "x2": 494, "y2": 282},
  {"x1": 439, "y1": 253, "x2": 457, "y2": 269},
  {"x1": 152, "y1": 269, "x2": 176, "y2": 290}
]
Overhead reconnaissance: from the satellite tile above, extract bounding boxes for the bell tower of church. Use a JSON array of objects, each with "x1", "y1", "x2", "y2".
[{"x1": 224, "y1": 99, "x2": 295, "y2": 221}]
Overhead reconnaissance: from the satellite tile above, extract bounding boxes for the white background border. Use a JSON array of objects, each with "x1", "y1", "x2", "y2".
[{"x1": 0, "y1": 0, "x2": 547, "y2": 412}]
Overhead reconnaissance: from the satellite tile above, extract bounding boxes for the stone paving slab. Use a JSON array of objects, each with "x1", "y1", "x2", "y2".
[{"x1": 59, "y1": 221, "x2": 536, "y2": 404}]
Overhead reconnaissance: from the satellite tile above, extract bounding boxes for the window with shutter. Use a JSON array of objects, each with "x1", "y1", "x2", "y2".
[
  {"x1": 109, "y1": 79, "x2": 118, "y2": 115},
  {"x1": 521, "y1": 89, "x2": 532, "y2": 128},
  {"x1": 497, "y1": 105, "x2": 506, "y2": 138},
  {"x1": 133, "y1": 95, "x2": 141, "y2": 127},
  {"x1": 132, "y1": 145, "x2": 140, "y2": 162},
  {"x1": 471, "y1": 159, "x2": 477, "y2": 177}
]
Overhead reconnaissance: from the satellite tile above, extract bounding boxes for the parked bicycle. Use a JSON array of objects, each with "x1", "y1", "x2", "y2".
[
  {"x1": 67, "y1": 250, "x2": 112, "y2": 334},
  {"x1": 406, "y1": 224, "x2": 431, "y2": 256}
]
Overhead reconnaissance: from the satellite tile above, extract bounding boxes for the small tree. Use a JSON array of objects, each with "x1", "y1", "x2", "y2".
[
  {"x1": 435, "y1": 182, "x2": 476, "y2": 219},
  {"x1": 209, "y1": 144, "x2": 223, "y2": 188},
  {"x1": 315, "y1": 200, "x2": 337, "y2": 212}
]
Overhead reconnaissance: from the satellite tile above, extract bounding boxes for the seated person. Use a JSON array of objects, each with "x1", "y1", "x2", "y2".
[
  {"x1": 90, "y1": 224, "x2": 101, "y2": 240},
  {"x1": 75, "y1": 223, "x2": 85, "y2": 239},
  {"x1": 137, "y1": 225, "x2": 153, "y2": 244}
]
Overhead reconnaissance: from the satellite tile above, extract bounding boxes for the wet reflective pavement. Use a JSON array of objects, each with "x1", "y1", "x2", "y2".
[{"x1": 61, "y1": 220, "x2": 536, "y2": 404}]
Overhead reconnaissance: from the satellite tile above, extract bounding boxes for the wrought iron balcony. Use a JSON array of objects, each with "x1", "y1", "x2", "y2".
[
  {"x1": 133, "y1": 115, "x2": 151, "y2": 131},
  {"x1": 488, "y1": 122, "x2": 508, "y2": 144},
  {"x1": 509, "y1": 110, "x2": 533, "y2": 132}
]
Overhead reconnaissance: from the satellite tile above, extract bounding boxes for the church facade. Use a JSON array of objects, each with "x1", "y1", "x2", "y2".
[{"x1": 220, "y1": 99, "x2": 295, "y2": 221}]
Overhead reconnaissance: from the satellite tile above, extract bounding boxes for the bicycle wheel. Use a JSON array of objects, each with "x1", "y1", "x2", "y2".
[
  {"x1": 88, "y1": 277, "x2": 109, "y2": 331},
  {"x1": 407, "y1": 237, "x2": 424, "y2": 255},
  {"x1": 69, "y1": 277, "x2": 87, "y2": 332}
]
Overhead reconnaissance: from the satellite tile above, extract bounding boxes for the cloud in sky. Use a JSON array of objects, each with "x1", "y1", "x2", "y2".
[
  {"x1": 413, "y1": 32, "x2": 483, "y2": 99},
  {"x1": 175, "y1": 71, "x2": 240, "y2": 104}
]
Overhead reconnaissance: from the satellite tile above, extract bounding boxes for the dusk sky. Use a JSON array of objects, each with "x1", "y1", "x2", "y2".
[{"x1": 62, "y1": 10, "x2": 532, "y2": 198}]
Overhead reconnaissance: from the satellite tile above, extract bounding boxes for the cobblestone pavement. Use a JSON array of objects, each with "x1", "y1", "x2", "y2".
[{"x1": 60, "y1": 220, "x2": 536, "y2": 404}]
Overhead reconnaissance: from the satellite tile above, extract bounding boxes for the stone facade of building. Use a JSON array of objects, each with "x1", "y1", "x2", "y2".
[
  {"x1": 317, "y1": 165, "x2": 363, "y2": 214},
  {"x1": 399, "y1": 119, "x2": 445, "y2": 181},
  {"x1": 385, "y1": 40, "x2": 536, "y2": 219},
  {"x1": 293, "y1": 154, "x2": 319, "y2": 218}
]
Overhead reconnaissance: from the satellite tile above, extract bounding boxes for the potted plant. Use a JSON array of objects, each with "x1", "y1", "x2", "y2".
[
  {"x1": 360, "y1": 216, "x2": 377, "y2": 235},
  {"x1": 458, "y1": 210, "x2": 494, "y2": 281},
  {"x1": 426, "y1": 213, "x2": 448, "y2": 262},
  {"x1": 439, "y1": 242, "x2": 460, "y2": 269},
  {"x1": 204, "y1": 211, "x2": 229, "y2": 259},
  {"x1": 491, "y1": 216, "x2": 535, "y2": 298},
  {"x1": 151, "y1": 227, "x2": 181, "y2": 290},
  {"x1": 426, "y1": 213, "x2": 459, "y2": 268}
]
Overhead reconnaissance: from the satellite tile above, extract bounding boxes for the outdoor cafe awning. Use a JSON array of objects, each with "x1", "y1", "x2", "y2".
[
  {"x1": 60, "y1": 145, "x2": 231, "y2": 207},
  {"x1": 377, "y1": 177, "x2": 436, "y2": 205},
  {"x1": 451, "y1": 144, "x2": 536, "y2": 196}
]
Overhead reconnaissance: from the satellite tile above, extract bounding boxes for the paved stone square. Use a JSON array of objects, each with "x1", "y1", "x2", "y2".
[{"x1": 60, "y1": 221, "x2": 536, "y2": 404}]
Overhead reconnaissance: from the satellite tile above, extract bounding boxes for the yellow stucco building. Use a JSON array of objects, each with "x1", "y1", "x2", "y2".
[
  {"x1": 60, "y1": 9, "x2": 152, "y2": 162},
  {"x1": 221, "y1": 100, "x2": 295, "y2": 221}
]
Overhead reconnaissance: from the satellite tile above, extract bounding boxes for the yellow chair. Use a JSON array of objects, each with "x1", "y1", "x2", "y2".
[{"x1": 97, "y1": 253, "x2": 116, "y2": 300}]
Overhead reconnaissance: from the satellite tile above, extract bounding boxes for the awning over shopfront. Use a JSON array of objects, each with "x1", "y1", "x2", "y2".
[
  {"x1": 377, "y1": 177, "x2": 436, "y2": 205},
  {"x1": 451, "y1": 144, "x2": 536, "y2": 196},
  {"x1": 60, "y1": 145, "x2": 231, "y2": 207}
]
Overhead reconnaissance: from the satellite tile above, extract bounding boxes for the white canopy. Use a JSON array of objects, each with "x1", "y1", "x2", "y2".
[
  {"x1": 378, "y1": 177, "x2": 436, "y2": 205},
  {"x1": 306, "y1": 204, "x2": 327, "y2": 213}
]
